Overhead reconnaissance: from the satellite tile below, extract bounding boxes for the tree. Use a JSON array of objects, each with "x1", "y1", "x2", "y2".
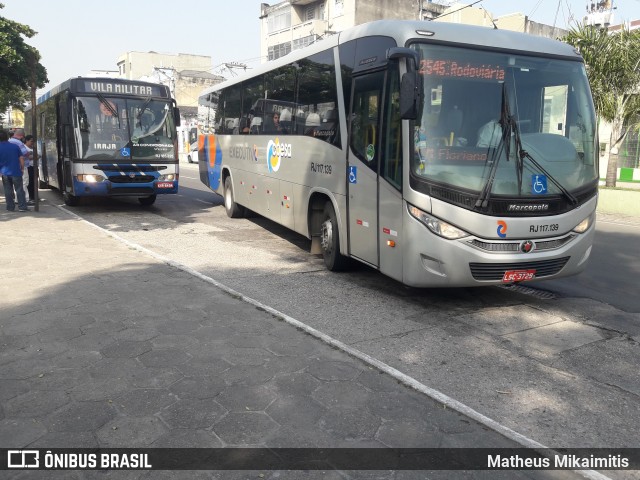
[
  {"x1": 563, "y1": 24, "x2": 640, "y2": 187},
  {"x1": 0, "y1": 3, "x2": 48, "y2": 124}
]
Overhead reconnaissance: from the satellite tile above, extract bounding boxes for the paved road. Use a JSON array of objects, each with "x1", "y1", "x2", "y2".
[
  {"x1": 532, "y1": 216, "x2": 640, "y2": 313},
  {"x1": 1, "y1": 185, "x2": 594, "y2": 480},
  {"x1": 7, "y1": 164, "x2": 639, "y2": 478}
]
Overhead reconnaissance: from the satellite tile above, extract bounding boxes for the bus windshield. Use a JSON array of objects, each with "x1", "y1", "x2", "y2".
[
  {"x1": 75, "y1": 96, "x2": 176, "y2": 160},
  {"x1": 410, "y1": 44, "x2": 598, "y2": 198}
]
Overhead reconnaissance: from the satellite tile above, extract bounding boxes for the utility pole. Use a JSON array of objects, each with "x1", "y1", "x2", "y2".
[{"x1": 28, "y1": 51, "x2": 40, "y2": 212}]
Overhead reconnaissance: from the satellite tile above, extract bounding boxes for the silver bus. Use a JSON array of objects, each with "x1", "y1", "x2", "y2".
[{"x1": 198, "y1": 20, "x2": 598, "y2": 287}]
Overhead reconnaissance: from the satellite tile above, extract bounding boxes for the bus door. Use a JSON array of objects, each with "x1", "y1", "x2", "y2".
[
  {"x1": 377, "y1": 63, "x2": 404, "y2": 282},
  {"x1": 348, "y1": 70, "x2": 385, "y2": 267},
  {"x1": 39, "y1": 111, "x2": 58, "y2": 189}
]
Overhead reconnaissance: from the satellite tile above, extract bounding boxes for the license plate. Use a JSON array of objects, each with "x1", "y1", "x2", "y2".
[
  {"x1": 157, "y1": 182, "x2": 173, "y2": 189},
  {"x1": 502, "y1": 269, "x2": 536, "y2": 283}
]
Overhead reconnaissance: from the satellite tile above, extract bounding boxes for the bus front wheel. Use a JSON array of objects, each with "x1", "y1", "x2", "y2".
[
  {"x1": 224, "y1": 176, "x2": 245, "y2": 218},
  {"x1": 63, "y1": 191, "x2": 79, "y2": 207},
  {"x1": 321, "y1": 202, "x2": 348, "y2": 271},
  {"x1": 138, "y1": 194, "x2": 157, "y2": 206}
]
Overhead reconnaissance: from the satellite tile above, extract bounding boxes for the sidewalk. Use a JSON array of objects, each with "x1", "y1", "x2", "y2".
[
  {"x1": 597, "y1": 184, "x2": 640, "y2": 220},
  {"x1": 0, "y1": 198, "x2": 590, "y2": 479}
]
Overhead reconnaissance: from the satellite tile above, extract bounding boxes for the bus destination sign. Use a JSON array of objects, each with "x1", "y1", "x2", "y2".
[
  {"x1": 420, "y1": 59, "x2": 505, "y2": 81},
  {"x1": 82, "y1": 81, "x2": 163, "y2": 97}
]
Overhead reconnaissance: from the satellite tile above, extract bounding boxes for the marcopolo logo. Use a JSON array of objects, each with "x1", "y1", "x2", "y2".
[{"x1": 266, "y1": 137, "x2": 291, "y2": 173}]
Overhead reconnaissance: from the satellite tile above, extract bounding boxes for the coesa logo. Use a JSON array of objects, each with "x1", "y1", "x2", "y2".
[
  {"x1": 497, "y1": 220, "x2": 508, "y2": 238},
  {"x1": 266, "y1": 138, "x2": 291, "y2": 173}
]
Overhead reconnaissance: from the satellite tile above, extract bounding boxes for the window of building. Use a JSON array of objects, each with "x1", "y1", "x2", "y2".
[
  {"x1": 293, "y1": 35, "x2": 317, "y2": 51},
  {"x1": 268, "y1": 6, "x2": 291, "y2": 33},
  {"x1": 306, "y1": 5, "x2": 316, "y2": 21},
  {"x1": 268, "y1": 42, "x2": 292, "y2": 61}
]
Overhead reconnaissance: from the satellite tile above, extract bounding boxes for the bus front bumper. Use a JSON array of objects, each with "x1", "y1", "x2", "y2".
[
  {"x1": 72, "y1": 178, "x2": 178, "y2": 196},
  {"x1": 401, "y1": 214, "x2": 595, "y2": 288}
]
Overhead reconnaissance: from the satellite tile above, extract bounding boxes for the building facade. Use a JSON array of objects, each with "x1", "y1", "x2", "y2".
[
  {"x1": 116, "y1": 52, "x2": 222, "y2": 109},
  {"x1": 259, "y1": 0, "x2": 448, "y2": 62}
]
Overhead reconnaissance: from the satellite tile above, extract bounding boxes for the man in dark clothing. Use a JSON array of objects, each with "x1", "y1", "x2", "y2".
[{"x1": 0, "y1": 130, "x2": 28, "y2": 212}]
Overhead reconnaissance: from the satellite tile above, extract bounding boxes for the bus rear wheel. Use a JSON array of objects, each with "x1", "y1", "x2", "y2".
[
  {"x1": 138, "y1": 194, "x2": 157, "y2": 206},
  {"x1": 224, "y1": 176, "x2": 245, "y2": 218},
  {"x1": 321, "y1": 201, "x2": 348, "y2": 271}
]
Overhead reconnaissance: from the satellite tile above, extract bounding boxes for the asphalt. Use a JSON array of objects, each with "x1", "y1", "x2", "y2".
[{"x1": 0, "y1": 187, "x2": 623, "y2": 479}]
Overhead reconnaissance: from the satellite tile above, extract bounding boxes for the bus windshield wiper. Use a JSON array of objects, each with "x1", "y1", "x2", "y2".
[
  {"x1": 137, "y1": 96, "x2": 152, "y2": 120},
  {"x1": 510, "y1": 108, "x2": 578, "y2": 205},
  {"x1": 475, "y1": 84, "x2": 511, "y2": 210},
  {"x1": 96, "y1": 93, "x2": 120, "y2": 128}
]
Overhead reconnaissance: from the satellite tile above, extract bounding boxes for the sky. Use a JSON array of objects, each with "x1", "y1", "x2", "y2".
[{"x1": 3, "y1": 0, "x2": 640, "y2": 94}]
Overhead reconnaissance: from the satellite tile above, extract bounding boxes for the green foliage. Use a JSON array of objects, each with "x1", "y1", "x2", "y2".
[
  {"x1": 563, "y1": 24, "x2": 640, "y2": 125},
  {"x1": 563, "y1": 24, "x2": 640, "y2": 186},
  {"x1": 0, "y1": 3, "x2": 48, "y2": 120}
]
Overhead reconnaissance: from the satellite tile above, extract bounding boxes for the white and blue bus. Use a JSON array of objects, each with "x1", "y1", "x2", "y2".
[
  {"x1": 198, "y1": 20, "x2": 598, "y2": 287},
  {"x1": 26, "y1": 77, "x2": 181, "y2": 206}
]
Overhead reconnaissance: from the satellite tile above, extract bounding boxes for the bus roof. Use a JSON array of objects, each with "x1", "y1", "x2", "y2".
[
  {"x1": 34, "y1": 77, "x2": 171, "y2": 106},
  {"x1": 200, "y1": 19, "x2": 581, "y2": 98}
]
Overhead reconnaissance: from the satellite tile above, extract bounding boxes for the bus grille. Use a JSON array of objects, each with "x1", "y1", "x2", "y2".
[
  {"x1": 468, "y1": 234, "x2": 575, "y2": 253},
  {"x1": 469, "y1": 257, "x2": 570, "y2": 281},
  {"x1": 96, "y1": 165, "x2": 167, "y2": 172},
  {"x1": 109, "y1": 175, "x2": 155, "y2": 184}
]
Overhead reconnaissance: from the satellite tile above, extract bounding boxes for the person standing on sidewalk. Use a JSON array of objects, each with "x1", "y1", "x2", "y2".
[
  {"x1": 23, "y1": 135, "x2": 35, "y2": 204},
  {"x1": 0, "y1": 130, "x2": 28, "y2": 212},
  {"x1": 9, "y1": 129, "x2": 30, "y2": 203}
]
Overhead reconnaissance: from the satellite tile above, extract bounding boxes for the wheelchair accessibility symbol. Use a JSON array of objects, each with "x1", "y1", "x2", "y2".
[
  {"x1": 120, "y1": 147, "x2": 131, "y2": 157},
  {"x1": 531, "y1": 174, "x2": 547, "y2": 195},
  {"x1": 349, "y1": 166, "x2": 357, "y2": 184}
]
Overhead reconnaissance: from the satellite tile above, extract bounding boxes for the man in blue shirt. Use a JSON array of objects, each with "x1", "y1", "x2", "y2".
[{"x1": 0, "y1": 129, "x2": 28, "y2": 211}]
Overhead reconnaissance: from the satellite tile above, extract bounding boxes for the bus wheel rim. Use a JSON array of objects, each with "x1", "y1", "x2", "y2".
[
  {"x1": 225, "y1": 189, "x2": 232, "y2": 210},
  {"x1": 321, "y1": 219, "x2": 332, "y2": 253}
]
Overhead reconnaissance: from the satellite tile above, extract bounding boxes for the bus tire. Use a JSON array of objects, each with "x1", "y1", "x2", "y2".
[
  {"x1": 63, "y1": 191, "x2": 79, "y2": 207},
  {"x1": 138, "y1": 194, "x2": 157, "y2": 206},
  {"x1": 321, "y1": 201, "x2": 349, "y2": 271},
  {"x1": 224, "y1": 176, "x2": 244, "y2": 218}
]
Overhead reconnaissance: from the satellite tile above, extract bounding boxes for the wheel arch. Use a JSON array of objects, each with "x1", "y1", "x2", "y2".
[{"x1": 307, "y1": 189, "x2": 347, "y2": 256}]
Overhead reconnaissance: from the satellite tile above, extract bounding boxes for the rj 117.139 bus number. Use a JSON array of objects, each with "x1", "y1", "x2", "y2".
[
  {"x1": 311, "y1": 163, "x2": 332, "y2": 175},
  {"x1": 529, "y1": 223, "x2": 559, "y2": 233}
]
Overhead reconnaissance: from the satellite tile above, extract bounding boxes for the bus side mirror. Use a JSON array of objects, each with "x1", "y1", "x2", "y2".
[
  {"x1": 387, "y1": 47, "x2": 421, "y2": 120},
  {"x1": 173, "y1": 107, "x2": 181, "y2": 127},
  {"x1": 399, "y1": 73, "x2": 419, "y2": 120}
]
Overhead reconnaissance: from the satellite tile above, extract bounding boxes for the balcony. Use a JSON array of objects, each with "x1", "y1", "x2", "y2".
[{"x1": 268, "y1": 18, "x2": 327, "y2": 47}]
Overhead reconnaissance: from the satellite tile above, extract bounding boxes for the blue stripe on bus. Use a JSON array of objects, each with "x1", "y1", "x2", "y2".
[{"x1": 206, "y1": 135, "x2": 223, "y2": 191}]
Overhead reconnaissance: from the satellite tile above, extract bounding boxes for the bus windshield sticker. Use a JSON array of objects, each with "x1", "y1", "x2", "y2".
[
  {"x1": 349, "y1": 166, "x2": 357, "y2": 184},
  {"x1": 366, "y1": 144, "x2": 375, "y2": 162},
  {"x1": 531, "y1": 175, "x2": 548, "y2": 194},
  {"x1": 120, "y1": 147, "x2": 131, "y2": 157}
]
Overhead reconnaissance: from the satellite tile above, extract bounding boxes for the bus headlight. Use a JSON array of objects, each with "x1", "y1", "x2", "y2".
[
  {"x1": 158, "y1": 174, "x2": 177, "y2": 181},
  {"x1": 408, "y1": 205, "x2": 469, "y2": 239},
  {"x1": 77, "y1": 174, "x2": 105, "y2": 183},
  {"x1": 572, "y1": 212, "x2": 595, "y2": 233}
]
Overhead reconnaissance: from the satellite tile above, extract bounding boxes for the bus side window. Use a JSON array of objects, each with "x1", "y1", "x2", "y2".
[
  {"x1": 381, "y1": 66, "x2": 402, "y2": 190},
  {"x1": 350, "y1": 71, "x2": 384, "y2": 171}
]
